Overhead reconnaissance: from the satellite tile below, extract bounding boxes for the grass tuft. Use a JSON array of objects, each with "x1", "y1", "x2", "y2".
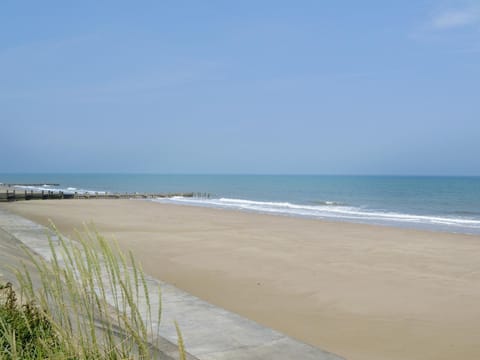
[{"x1": 0, "y1": 225, "x2": 186, "y2": 359}]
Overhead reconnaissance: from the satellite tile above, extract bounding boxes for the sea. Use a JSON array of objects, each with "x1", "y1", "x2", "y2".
[{"x1": 1, "y1": 174, "x2": 480, "y2": 235}]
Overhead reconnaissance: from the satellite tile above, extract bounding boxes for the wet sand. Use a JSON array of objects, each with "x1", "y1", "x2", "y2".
[{"x1": 3, "y1": 199, "x2": 480, "y2": 360}]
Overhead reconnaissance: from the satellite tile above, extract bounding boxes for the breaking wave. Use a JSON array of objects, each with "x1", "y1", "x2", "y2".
[{"x1": 153, "y1": 196, "x2": 480, "y2": 234}]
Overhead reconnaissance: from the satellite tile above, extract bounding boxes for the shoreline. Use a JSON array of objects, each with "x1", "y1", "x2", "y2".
[
  {"x1": 2, "y1": 199, "x2": 480, "y2": 360},
  {"x1": 3, "y1": 183, "x2": 480, "y2": 235},
  {"x1": 3, "y1": 178, "x2": 480, "y2": 236},
  {"x1": 152, "y1": 197, "x2": 480, "y2": 236}
]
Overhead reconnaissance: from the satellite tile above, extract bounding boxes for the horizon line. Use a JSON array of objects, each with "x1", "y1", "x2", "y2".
[{"x1": 1, "y1": 172, "x2": 480, "y2": 177}]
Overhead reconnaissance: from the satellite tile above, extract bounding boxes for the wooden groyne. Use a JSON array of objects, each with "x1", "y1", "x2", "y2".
[{"x1": 0, "y1": 190, "x2": 203, "y2": 202}]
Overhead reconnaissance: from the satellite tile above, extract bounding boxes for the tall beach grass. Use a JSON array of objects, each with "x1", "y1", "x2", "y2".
[{"x1": 0, "y1": 224, "x2": 186, "y2": 359}]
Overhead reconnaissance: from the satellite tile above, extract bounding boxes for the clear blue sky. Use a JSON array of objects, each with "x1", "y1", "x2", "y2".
[{"x1": 1, "y1": 1, "x2": 479, "y2": 175}]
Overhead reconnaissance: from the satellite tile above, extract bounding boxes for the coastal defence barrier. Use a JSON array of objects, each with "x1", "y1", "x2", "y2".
[{"x1": 0, "y1": 189, "x2": 201, "y2": 202}]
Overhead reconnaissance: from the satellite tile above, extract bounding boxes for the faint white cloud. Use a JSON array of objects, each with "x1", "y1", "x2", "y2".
[
  {"x1": 409, "y1": 4, "x2": 480, "y2": 45},
  {"x1": 431, "y1": 8, "x2": 479, "y2": 29}
]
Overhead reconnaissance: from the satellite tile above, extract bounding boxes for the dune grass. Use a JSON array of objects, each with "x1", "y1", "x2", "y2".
[{"x1": 0, "y1": 225, "x2": 186, "y2": 359}]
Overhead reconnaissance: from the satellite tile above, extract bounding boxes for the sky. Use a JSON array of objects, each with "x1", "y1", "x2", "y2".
[{"x1": 1, "y1": 0, "x2": 479, "y2": 175}]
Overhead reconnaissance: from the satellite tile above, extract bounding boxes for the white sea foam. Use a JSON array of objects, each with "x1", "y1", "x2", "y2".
[
  {"x1": 14, "y1": 185, "x2": 107, "y2": 195},
  {"x1": 154, "y1": 196, "x2": 480, "y2": 233}
]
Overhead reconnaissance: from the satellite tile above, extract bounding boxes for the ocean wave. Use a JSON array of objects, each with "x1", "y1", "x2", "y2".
[
  {"x1": 14, "y1": 184, "x2": 107, "y2": 195},
  {"x1": 310, "y1": 200, "x2": 346, "y2": 206},
  {"x1": 155, "y1": 196, "x2": 480, "y2": 232}
]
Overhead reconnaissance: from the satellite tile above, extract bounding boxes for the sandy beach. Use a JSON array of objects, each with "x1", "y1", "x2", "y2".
[{"x1": 2, "y1": 199, "x2": 480, "y2": 360}]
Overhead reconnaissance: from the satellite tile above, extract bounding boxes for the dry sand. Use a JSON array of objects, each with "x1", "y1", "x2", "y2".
[{"x1": 3, "y1": 199, "x2": 480, "y2": 360}]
